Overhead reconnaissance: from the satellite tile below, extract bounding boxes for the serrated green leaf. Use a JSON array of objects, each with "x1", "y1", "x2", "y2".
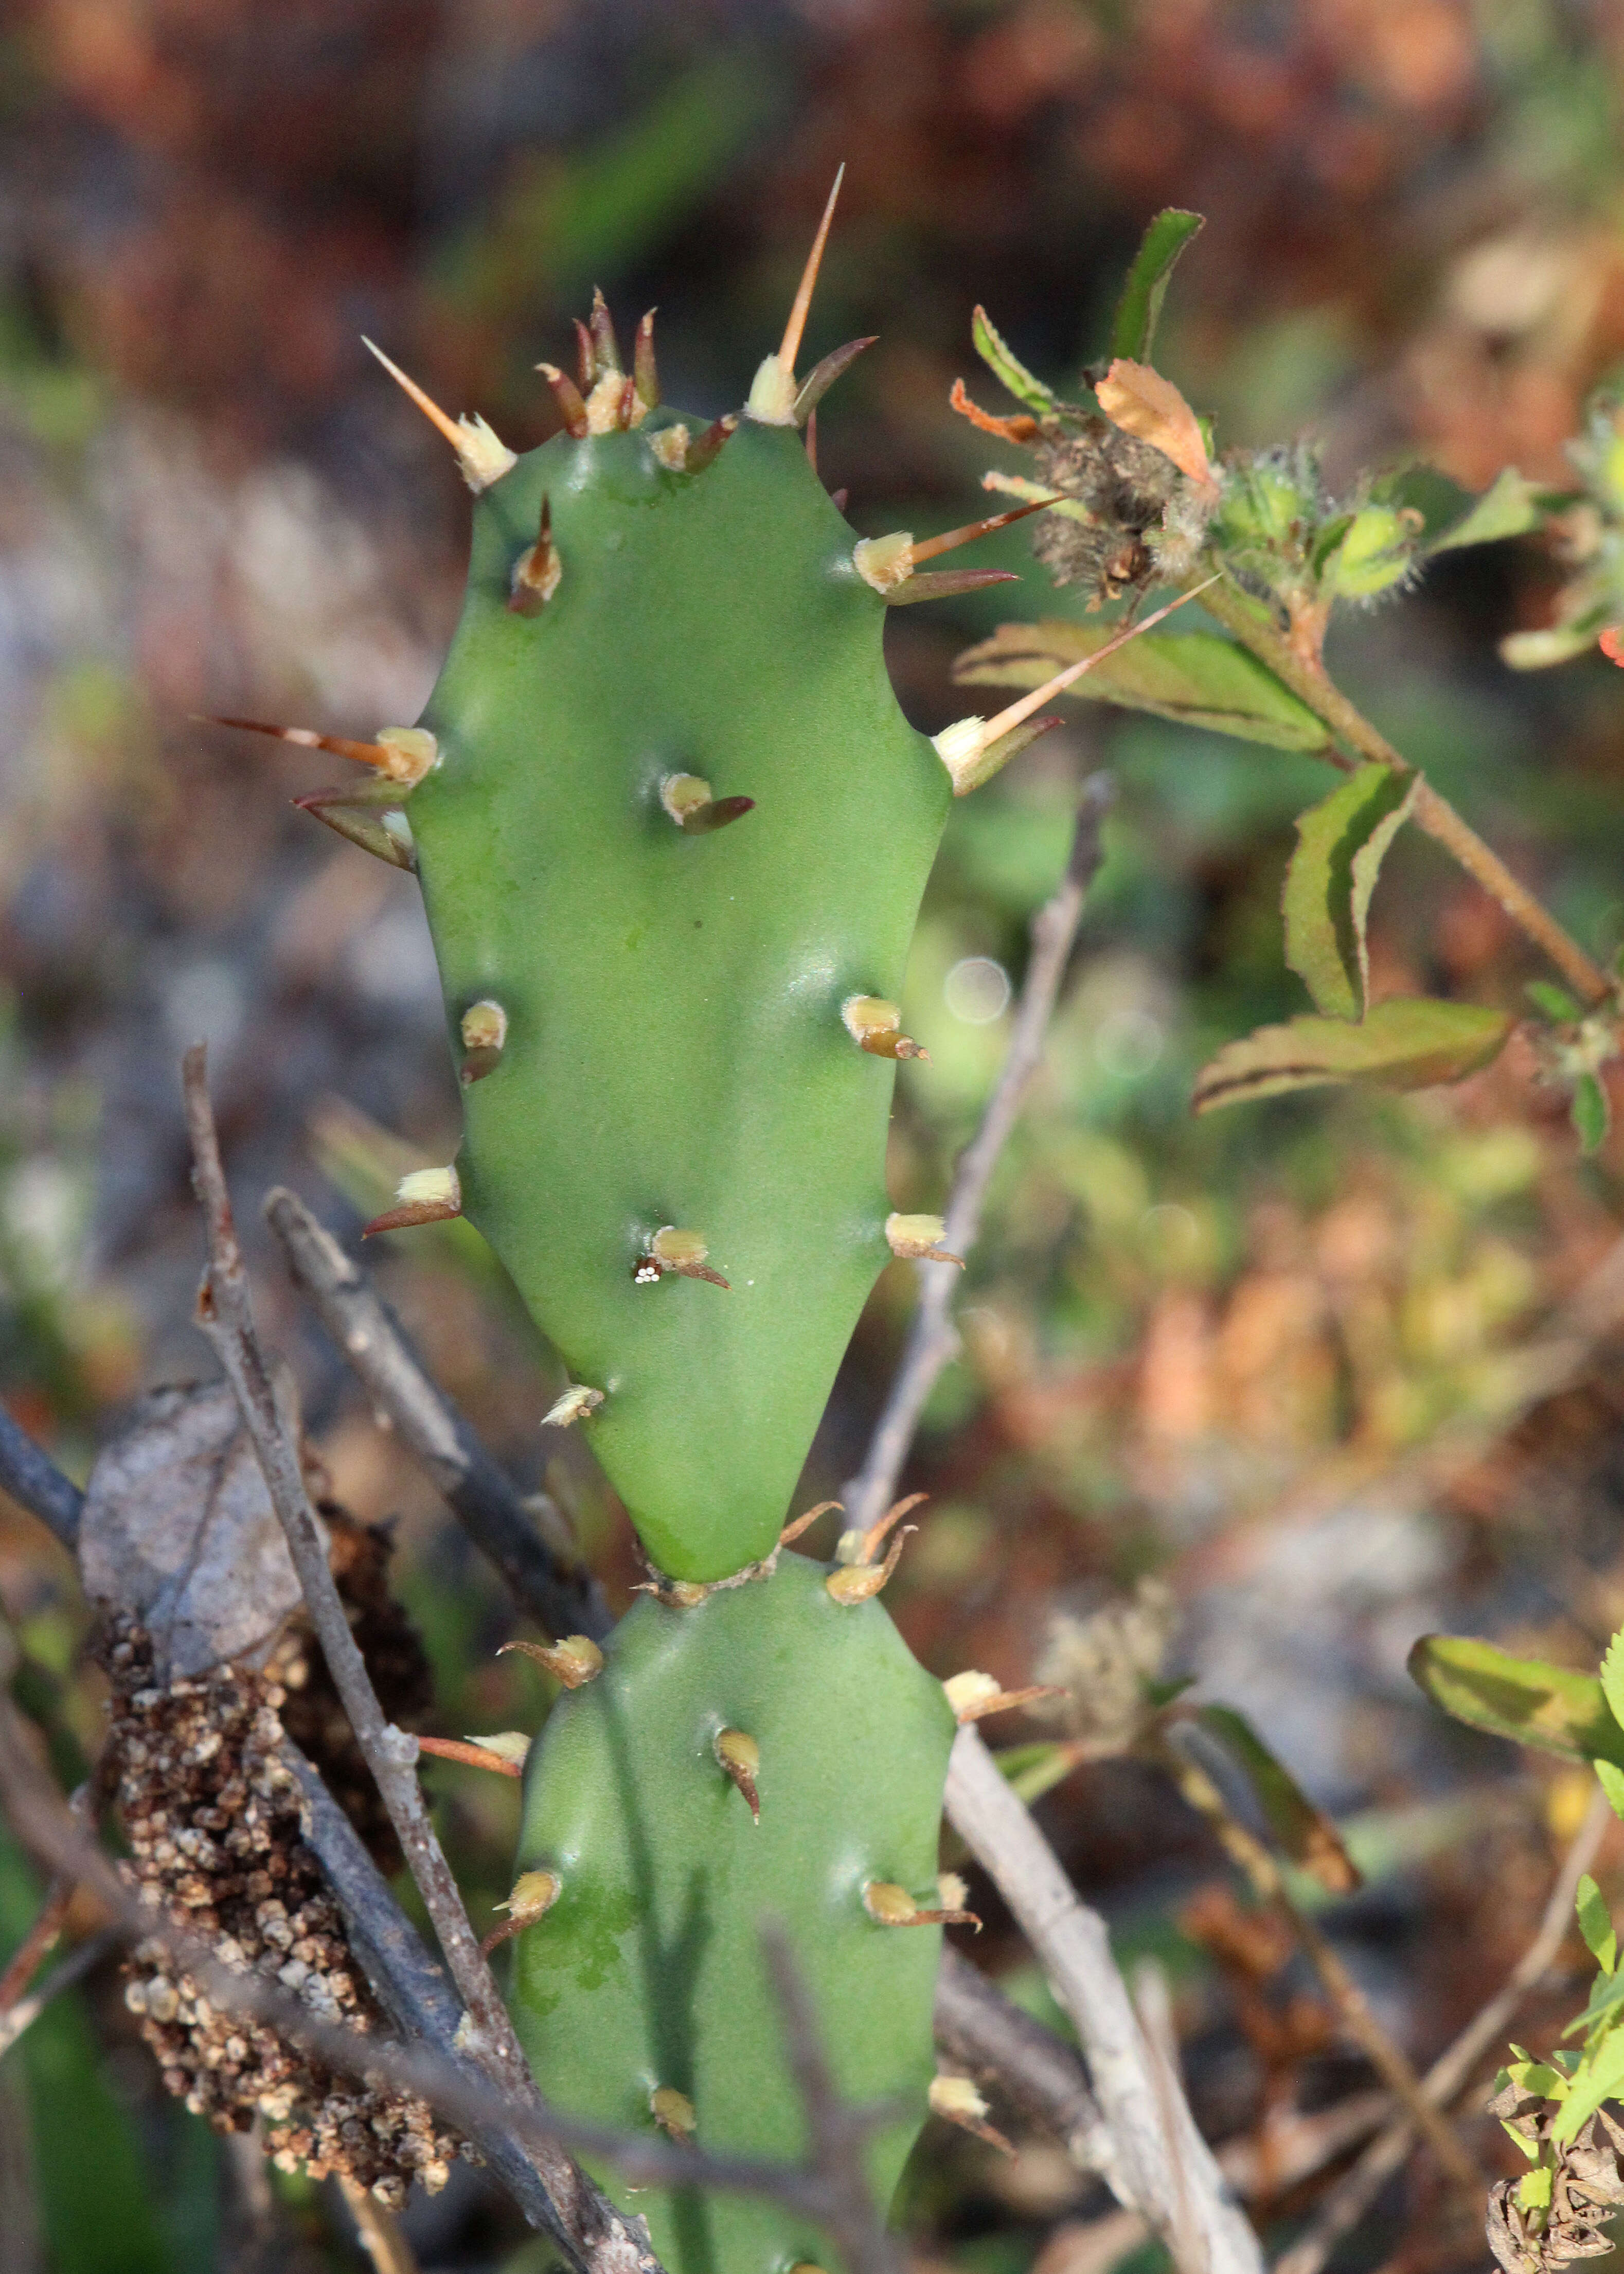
[
  {"x1": 1282, "y1": 763, "x2": 1417, "y2": 1019},
  {"x1": 953, "y1": 621, "x2": 1328, "y2": 752},
  {"x1": 1555, "y1": 2022, "x2": 1624, "y2": 2142},
  {"x1": 1510, "y1": 2057, "x2": 1572, "y2": 2101},
  {"x1": 1502, "y1": 618, "x2": 1606, "y2": 670},
  {"x1": 1527, "y1": 981, "x2": 1584, "y2": 1024},
  {"x1": 1599, "y1": 1628, "x2": 1624, "y2": 1735},
  {"x1": 1578, "y1": 1874, "x2": 1618, "y2": 1973},
  {"x1": 1193, "y1": 998, "x2": 1511, "y2": 1114},
  {"x1": 971, "y1": 305, "x2": 1059, "y2": 416},
  {"x1": 1518, "y1": 2164, "x2": 1556, "y2": 2210},
  {"x1": 1573, "y1": 1073, "x2": 1611, "y2": 1156},
  {"x1": 1426, "y1": 467, "x2": 1545, "y2": 554},
  {"x1": 1599, "y1": 1761, "x2": 1624, "y2": 1822},
  {"x1": 1194, "y1": 1704, "x2": 1360, "y2": 1892},
  {"x1": 1407, "y1": 1634, "x2": 1624, "y2": 1769},
  {"x1": 1566, "y1": 1962, "x2": 1624, "y2": 2038},
  {"x1": 1110, "y1": 209, "x2": 1205, "y2": 363}
]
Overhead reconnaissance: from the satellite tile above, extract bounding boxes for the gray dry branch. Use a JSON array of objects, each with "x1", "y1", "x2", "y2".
[{"x1": 178, "y1": 1044, "x2": 659, "y2": 2274}]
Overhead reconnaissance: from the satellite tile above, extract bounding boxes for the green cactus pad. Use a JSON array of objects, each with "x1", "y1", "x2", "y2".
[
  {"x1": 408, "y1": 413, "x2": 950, "y2": 1580},
  {"x1": 509, "y1": 1548, "x2": 959, "y2": 2273}
]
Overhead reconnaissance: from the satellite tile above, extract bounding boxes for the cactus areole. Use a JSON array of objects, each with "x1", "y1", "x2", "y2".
[{"x1": 410, "y1": 407, "x2": 950, "y2": 1582}]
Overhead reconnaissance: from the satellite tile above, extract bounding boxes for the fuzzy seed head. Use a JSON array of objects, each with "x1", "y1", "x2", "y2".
[
  {"x1": 459, "y1": 1000, "x2": 508, "y2": 1054},
  {"x1": 495, "y1": 1870, "x2": 560, "y2": 1927},
  {"x1": 929, "y1": 2073, "x2": 991, "y2": 2123},
  {"x1": 464, "y1": 1730, "x2": 530, "y2": 1766},
  {"x1": 660, "y1": 773, "x2": 712, "y2": 824},
  {"x1": 746, "y1": 352, "x2": 799, "y2": 425},
  {"x1": 650, "y1": 2085, "x2": 697, "y2": 2141},
  {"x1": 396, "y1": 1165, "x2": 461, "y2": 1213},
  {"x1": 649, "y1": 423, "x2": 689, "y2": 472},
  {"x1": 853, "y1": 531, "x2": 915, "y2": 593},
  {"x1": 374, "y1": 727, "x2": 439, "y2": 786}
]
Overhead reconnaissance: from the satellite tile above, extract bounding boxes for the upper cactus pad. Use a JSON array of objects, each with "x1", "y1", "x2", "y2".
[{"x1": 408, "y1": 412, "x2": 950, "y2": 1580}]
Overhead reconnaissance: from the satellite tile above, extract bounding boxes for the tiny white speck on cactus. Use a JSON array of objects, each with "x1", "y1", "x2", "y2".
[
  {"x1": 463, "y1": 1731, "x2": 530, "y2": 1766},
  {"x1": 853, "y1": 531, "x2": 915, "y2": 593},
  {"x1": 943, "y1": 1669, "x2": 1002, "y2": 1719},
  {"x1": 930, "y1": 716, "x2": 988, "y2": 792},
  {"x1": 459, "y1": 999, "x2": 508, "y2": 1054},
  {"x1": 542, "y1": 1382, "x2": 604, "y2": 1428},
  {"x1": 373, "y1": 726, "x2": 439, "y2": 786},
  {"x1": 649, "y1": 423, "x2": 689, "y2": 471}
]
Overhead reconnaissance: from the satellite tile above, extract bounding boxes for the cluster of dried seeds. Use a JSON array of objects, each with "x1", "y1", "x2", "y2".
[{"x1": 100, "y1": 1613, "x2": 465, "y2": 2205}]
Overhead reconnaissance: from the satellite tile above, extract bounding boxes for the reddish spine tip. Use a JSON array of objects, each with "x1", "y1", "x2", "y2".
[{"x1": 538, "y1": 363, "x2": 590, "y2": 440}]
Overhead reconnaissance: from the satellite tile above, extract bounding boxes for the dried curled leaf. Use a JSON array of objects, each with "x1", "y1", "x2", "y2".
[
  {"x1": 1096, "y1": 358, "x2": 1214, "y2": 490},
  {"x1": 1193, "y1": 1703, "x2": 1360, "y2": 1894},
  {"x1": 1192, "y1": 998, "x2": 1511, "y2": 1114},
  {"x1": 79, "y1": 1378, "x2": 306, "y2": 1681}
]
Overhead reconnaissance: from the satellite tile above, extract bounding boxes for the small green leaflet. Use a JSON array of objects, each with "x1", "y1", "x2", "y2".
[
  {"x1": 953, "y1": 621, "x2": 1327, "y2": 752},
  {"x1": 1599, "y1": 1761, "x2": 1624, "y2": 1822},
  {"x1": 1192, "y1": 998, "x2": 1511, "y2": 1114},
  {"x1": 1194, "y1": 1704, "x2": 1360, "y2": 1892},
  {"x1": 1573, "y1": 1073, "x2": 1611, "y2": 1157},
  {"x1": 1577, "y1": 1874, "x2": 1618, "y2": 1973},
  {"x1": 1426, "y1": 467, "x2": 1547, "y2": 554},
  {"x1": 1282, "y1": 763, "x2": 1418, "y2": 1020},
  {"x1": 1528, "y1": 980, "x2": 1584, "y2": 1024},
  {"x1": 1110, "y1": 209, "x2": 1205, "y2": 364},
  {"x1": 1407, "y1": 1633, "x2": 1624, "y2": 1770},
  {"x1": 971, "y1": 305, "x2": 1060, "y2": 417},
  {"x1": 1555, "y1": 2019, "x2": 1624, "y2": 2143}
]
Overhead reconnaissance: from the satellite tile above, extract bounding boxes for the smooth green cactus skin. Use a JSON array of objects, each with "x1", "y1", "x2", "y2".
[
  {"x1": 510, "y1": 1550, "x2": 959, "y2": 2273},
  {"x1": 407, "y1": 413, "x2": 951, "y2": 1581}
]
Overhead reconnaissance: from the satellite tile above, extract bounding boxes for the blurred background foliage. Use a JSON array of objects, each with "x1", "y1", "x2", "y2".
[{"x1": 4, "y1": 1, "x2": 1624, "y2": 2268}]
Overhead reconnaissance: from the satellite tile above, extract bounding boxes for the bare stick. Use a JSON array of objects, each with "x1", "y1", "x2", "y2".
[
  {"x1": 935, "y1": 1944, "x2": 1116, "y2": 2175},
  {"x1": 0, "y1": 1876, "x2": 74, "y2": 2012},
  {"x1": 340, "y1": 2176, "x2": 420, "y2": 2274},
  {"x1": 1160, "y1": 1732, "x2": 1478, "y2": 2190},
  {"x1": 845, "y1": 774, "x2": 1113, "y2": 1534},
  {"x1": 263, "y1": 1187, "x2": 610, "y2": 1643},
  {"x1": 179, "y1": 1045, "x2": 652, "y2": 2274},
  {"x1": 0, "y1": 1927, "x2": 123, "y2": 2059},
  {"x1": 760, "y1": 1922, "x2": 897, "y2": 2274},
  {"x1": 945, "y1": 1725, "x2": 1263, "y2": 2274},
  {"x1": 1273, "y1": 1783, "x2": 1612, "y2": 2274},
  {"x1": 0, "y1": 1401, "x2": 83, "y2": 1549}
]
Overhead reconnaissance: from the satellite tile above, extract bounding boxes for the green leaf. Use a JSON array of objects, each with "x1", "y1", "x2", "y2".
[
  {"x1": 1566, "y1": 1961, "x2": 1624, "y2": 2037},
  {"x1": 1194, "y1": 1704, "x2": 1361, "y2": 1892},
  {"x1": 1110, "y1": 209, "x2": 1205, "y2": 363},
  {"x1": 1599, "y1": 1760, "x2": 1624, "y2": 1822},
  {"x1": 1555, "y1": 2021, "x2": 1624, "y2": 2142},
  {"x1": 1282, "y1": 763, "x2": 1418, "y2": 1019},
  {"x1": 992, "y1": 1742, "x2": 1086, "y2": 1807},
  {"x1": 1193, "y1": 998, "x2": 1511, "y2": 1114},
  {"x1": 1518, "y1": 2165, "x2": 1555, "y2": 2211},
  {"x1": 1578, "y1": 1875, "x2": 1618, "y2": 1973},
  {"x1": 1600, "y1": 1628, "x2": 1624, "y2": 1734},
  {"x1": 1407, "y1": 1633, "x2": 1624, "y2": 1770},
  {"x1": 1426, "y1": 467, "x2": 1546, "y2": 555},
  {"x1": 971, "y1": 305, "x2": 1060, "y2": 416},
  {"x1": 1573, "y1": 1073, "x2": 1611, "y2": 1157},
  {"x1": 953, "y1": 621, "x2": 1328, "y2": 752},
  {"x1": 1527, "y1": 981, "x2": 1584, "y2": 1024}
]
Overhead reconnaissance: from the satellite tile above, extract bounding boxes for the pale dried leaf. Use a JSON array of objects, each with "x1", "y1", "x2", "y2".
[
  {"x1": 1096, "y1": 358, "x2": 1213, "y2": 489},
  {"x1": 79, "y1": 1377, "x2": 307, "y2": 1680}
]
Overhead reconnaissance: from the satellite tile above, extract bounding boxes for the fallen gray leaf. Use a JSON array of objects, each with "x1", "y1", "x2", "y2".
[{"x1": 79, "y1": 1376, "x2": 308, "y2": 1680}]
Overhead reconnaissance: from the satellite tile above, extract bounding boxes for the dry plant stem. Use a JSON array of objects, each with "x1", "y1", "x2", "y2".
[
  {"x1": 179, "y1": 1050, "x2": 654, "y2": 2274},
  {"x1": 340, "y1": 2175, "x2": 420, "y2": 2274},
  {"x1": 0, "y1": 1691, "x2": 898, "y2": 2250},
  {"x1": 945, "y1": 1725, "x2": 1265, "y2": 2274},
  {"x1": 263, "y1": 1188, "x2": 611, "y2": 1643},
  {"x1": 759, "y1": 1922, "x2": 897, "y2": 2274},
  {"x1": 0, "y1": 1876, "x2": 74, "y2": 2011},
  {"x1": 1162, "y1": 1739, "x2": 1478, "y2": 2191},
  {"x1": 0, "y1": 1401, "x2": 84, "y2": 1550},
  {"x1": 1199, "y1": 575, "x2": 1613, "y2": 1008},
  {"x1": 1273, "y1": 1784, "x2": 1613, "y2": 2274},
  {"x1": 935, "y1": 1944, "x2": 1115, "y2": 2174},
  {"x1": 0, "y1": 1927, "x2": 123, "y2": 2059},
  {"x1": 844, "y1": 772, "x2": 1113, "y2": 1534}
]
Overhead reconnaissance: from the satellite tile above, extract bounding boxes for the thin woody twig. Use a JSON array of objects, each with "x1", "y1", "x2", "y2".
[
  {"x1": 844, "y1": 772, "x2": 1113, "y2": 1535},
  {"x1": 945, "y1": 1725, "x2": 1264, "y2": 2274},
  {"x1": 0, "y1": 1400, "x2": 84, "y2": 1549},
  {"x1": 178, "y1": 1045, "x2": 654, "y2": 2274},
  {"x1": 263, "y1": 1187, "x2": 611, "y2": 1643},
  {"x1": 0, "y1": 1876, "x2": 74, "y2": 2012},
  {"x1": 1272, "y1": 1783, "x2": 1613, "y2": 2274},
  {"x1": 1160, "y1": 1728, "x2": 1479, "y2": 2192},
  {"x1": 0, "y1": 1927, "x2": 123, "y2": 2059},
  {"x1": 340, "y1": 2176, "x2": 420, "y2": 2274}
]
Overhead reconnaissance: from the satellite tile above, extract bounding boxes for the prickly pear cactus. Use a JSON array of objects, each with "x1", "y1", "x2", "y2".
[{"x1": 228, "y1": 190, "x2": 1079, "y2": 2271}]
